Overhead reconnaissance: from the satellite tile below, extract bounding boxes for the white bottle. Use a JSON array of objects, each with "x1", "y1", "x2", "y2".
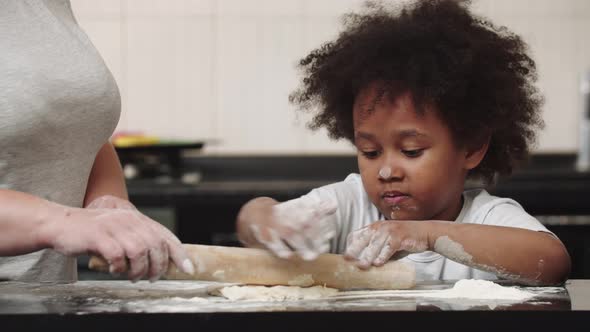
[{"x1": 576, "y1": 70, "x2": 590, "y2": 172}]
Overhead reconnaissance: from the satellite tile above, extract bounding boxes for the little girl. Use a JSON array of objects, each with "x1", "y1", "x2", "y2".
[{"x1": 236, "y1": 0, "x2": 570, "y2": 285}]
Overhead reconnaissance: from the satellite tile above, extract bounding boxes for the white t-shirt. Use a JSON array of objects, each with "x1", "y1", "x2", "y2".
[{"x1": 304, "y1": 174, "x2": 552, "y2": 282}]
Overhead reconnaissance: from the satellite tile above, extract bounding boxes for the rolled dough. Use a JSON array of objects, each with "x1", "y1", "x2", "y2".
[{"x1": 212, "y1": 285, "x2": 339, "y2": 301}]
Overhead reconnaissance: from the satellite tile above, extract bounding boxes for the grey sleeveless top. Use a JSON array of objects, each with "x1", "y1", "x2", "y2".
[{"x1": 0, "y1": 0, "x2": 121, "y2": 282}]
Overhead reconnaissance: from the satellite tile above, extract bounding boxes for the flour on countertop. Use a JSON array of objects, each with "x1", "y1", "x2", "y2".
[
  {"x1": 126, "y1": 296, "x2": 209, "y2": 304},
  {"x1": 417, "y1": 279, "x2": 536, "y2": 300},
  {"x1": 120, "y1": 297, "x2": 210, "y2": 313},
  {"x1": 211, "y1": 279, "x2": 540, "y2": 303}
]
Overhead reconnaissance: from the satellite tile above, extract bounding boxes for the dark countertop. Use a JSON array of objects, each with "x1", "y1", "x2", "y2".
[
  {"x1": 0, "y1": 280, "x2": 572, "y2": 313},
  {"x1": 1, "y1": 280, "x2": 589, "y2": 331}
]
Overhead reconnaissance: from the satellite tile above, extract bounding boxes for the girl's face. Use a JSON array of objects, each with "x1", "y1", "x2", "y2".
[{"x1": 353, "y1": 85, "x2": 483, "y2": 221}]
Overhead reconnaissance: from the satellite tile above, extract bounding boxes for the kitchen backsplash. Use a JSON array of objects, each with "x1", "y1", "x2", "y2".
[{"x1": 70, "y1": 0, "x2": 590, "y2": 154}]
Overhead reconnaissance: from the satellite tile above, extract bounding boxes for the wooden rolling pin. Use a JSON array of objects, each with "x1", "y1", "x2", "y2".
[{"x1": 88, "y1": 244, "x2": 415, "y2": 290}]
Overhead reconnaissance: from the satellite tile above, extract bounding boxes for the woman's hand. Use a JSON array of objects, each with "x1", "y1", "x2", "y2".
[
  {"x1": 344, "y1": 220, "x2": 430, "y2": 269},
  {"x1": 242, "y1": 196, "x2": 338, "y2": 261},
  {"x1": 38, "y1": 202, "x2": 194, "y2": 282}
]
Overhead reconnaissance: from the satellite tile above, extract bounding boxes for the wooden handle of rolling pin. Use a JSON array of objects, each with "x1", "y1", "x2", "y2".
[{"x1": 88, "y1": 244, "x2": 415, "y2": 290}]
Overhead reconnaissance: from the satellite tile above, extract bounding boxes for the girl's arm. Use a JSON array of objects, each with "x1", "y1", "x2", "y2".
[
  {"x1": 345, "y1": 220, "x2": 571, "y2": 285},
  {"x1": 236, "y1": 197, "x2": 279, "y2": 248},
  {"x1": 426, "y1": 221, "x2": 571, "y2": 285}
]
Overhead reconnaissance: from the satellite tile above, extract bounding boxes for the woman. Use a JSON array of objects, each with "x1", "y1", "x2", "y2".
[{"x1": 0, "y1": 0, "x2": 194, "y2": 282}]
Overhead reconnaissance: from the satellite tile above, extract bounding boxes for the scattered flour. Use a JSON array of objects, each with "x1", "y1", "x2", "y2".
[
  {"x1": 122, "y1": 297, "x2": 210, "y2": 313},
  {"x1": 214, "y1": 285, "x2": 338, "y2": 301},
  {"x1": 211, "y1": 279, "x2": 537, "y2": 303},
  {"x1": 127, "y1": 296, "x2": 209, "y2": 304},
  {"x1": 420, "y1": 279, "x2": 536, "y2": 300}
]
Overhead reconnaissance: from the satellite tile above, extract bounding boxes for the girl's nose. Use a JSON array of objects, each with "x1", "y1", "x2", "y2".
[
  {"x1": 378, "y1": 166, "x2": 392, "y2": 179},
  {"x1": 378, "y1": 164, "x2": 403, "y2": 181}
]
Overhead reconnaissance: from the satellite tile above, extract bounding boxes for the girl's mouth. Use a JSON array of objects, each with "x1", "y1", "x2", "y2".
[
  {"x1": 383, "y1": 195, "x2": 408, "y2": 205},
  {"x1": 382, "y1": 191, "x2": 409, "y2": 205}
]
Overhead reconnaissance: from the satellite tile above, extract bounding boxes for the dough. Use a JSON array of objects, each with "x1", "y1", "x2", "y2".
[{"x1": 212, "y1": 285, "x2": 339, "y2": 301}]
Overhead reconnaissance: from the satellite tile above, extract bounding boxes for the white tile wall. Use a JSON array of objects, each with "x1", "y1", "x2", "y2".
[{"x1": 70, "y1": 0, "x2": 590, "y2": 154}]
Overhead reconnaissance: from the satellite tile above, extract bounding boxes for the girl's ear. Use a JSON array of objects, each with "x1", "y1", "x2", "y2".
[{"x1": 464, "y1": 136, "x2": 490, "y2": 170}]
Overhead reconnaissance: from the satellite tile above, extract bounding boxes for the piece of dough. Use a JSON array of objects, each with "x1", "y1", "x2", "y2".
[{"x1": 211, "y1": 285, "x2": 339, "y2": 301}]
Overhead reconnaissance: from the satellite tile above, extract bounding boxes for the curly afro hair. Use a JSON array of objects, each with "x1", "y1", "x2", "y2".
[{"x1": 289, "y1": 0, "x2": 544, "y2": 183}]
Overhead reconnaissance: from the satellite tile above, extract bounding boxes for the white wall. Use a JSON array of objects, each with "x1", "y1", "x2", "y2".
[{"x1": 70, "y1": 0, "x2": 590, "y2": 154}]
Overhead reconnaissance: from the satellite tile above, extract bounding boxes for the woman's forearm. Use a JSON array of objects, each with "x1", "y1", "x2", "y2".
[
  {"x1": 425, "y1": 221, "x2": 571, "y2": 285},
  {"x1": 0, "y1": 189, "x2": 61, "y2": 256},
  {"x1": 1, "y1": 143, "x2": 128, "y2": 256},
  {"x1": 83, "y1": 142, "x2": 128, "y2": 207}
]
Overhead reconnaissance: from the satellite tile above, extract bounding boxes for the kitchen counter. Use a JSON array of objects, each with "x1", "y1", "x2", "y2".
[{"x1": 1, "y1": 280, "x2": 589, "y2": 331}]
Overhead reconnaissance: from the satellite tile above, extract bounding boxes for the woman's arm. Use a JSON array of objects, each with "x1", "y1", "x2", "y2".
[
  {"x1": 0, "y1": 189, "x2": 57, "y2": 256},
  {"x1": 0, "y1": 142, "x2": 195, "y2": 280},
  {"x1": 0, "y1": 188, "x2": 194, "y2": 280},
  {"x1": 83, "y1": 142, "x2": 128, "y2": 207},
  {"x1": 1, "y1": 142, "x2": 131, "y2": 255}
]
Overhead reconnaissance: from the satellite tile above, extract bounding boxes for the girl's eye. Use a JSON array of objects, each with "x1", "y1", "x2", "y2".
[
  {"x1": 361, "y1": 150, "x2": 381, "y2": 159},
  {"x1": 402, "y1": 149, "x2": 424, "y2": 158}
]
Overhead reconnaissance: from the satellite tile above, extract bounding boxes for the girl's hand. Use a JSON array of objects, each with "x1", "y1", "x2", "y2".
[
  {"x1": 248, "y1": 195, "x2": 338, "y2": 261},
  {"x1": 344, "y1": 220, "x2": 430, "y2": 269}
]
